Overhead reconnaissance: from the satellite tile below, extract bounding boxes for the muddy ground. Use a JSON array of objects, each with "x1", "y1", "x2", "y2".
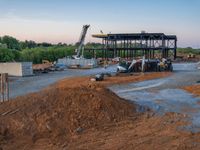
[
  {"x1": 1, "y1": 72, "x2": 195, "y2": 150},
  {"x1": 110, "y1": 63, "x2": 200, "y2": 132}
]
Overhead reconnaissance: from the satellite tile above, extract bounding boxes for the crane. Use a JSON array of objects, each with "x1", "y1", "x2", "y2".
[{"x1": 73, "y1": 25, "x2": 90, "y2": 59}]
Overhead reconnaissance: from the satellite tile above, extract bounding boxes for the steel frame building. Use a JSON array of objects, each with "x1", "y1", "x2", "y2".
[{"x1": 88, "y1": 33, "x2": 177, "y2": 60}]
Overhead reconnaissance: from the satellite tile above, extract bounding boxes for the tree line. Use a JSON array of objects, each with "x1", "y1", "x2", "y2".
[{"x1": 0, "y1": 35, "x2": 102, "y2": 64}]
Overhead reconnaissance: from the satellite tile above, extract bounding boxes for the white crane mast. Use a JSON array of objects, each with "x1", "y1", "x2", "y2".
[{"x1": 73, "y1": 25, "x2": 90, "y2": 59}]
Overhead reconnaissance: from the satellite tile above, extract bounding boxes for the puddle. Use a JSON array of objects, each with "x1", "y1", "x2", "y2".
[
  {"x1": 113, "y1": 78, "x2": 167, "y2": 93},
  {"x1": 109, "y1": 78, "x2": 200, "y2": 132}
]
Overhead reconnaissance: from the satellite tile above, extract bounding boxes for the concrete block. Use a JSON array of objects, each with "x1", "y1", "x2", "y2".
[{"x1": 0, "y1": 62, "x2": 33, "y2": 76}]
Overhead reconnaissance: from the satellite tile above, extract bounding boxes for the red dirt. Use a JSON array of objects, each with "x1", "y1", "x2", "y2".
[
  {"x1": 183, "y1": 84, "x2": 200, "y2": 105},
  {"x1": 183, "y1": 85, "x2": 200, "y2": 96},
  {"x1": 1, "y1": 72, "x2": 200, "y2": 150}
]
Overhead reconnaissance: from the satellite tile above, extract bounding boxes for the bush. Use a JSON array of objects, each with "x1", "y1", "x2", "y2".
[{"x1": 177, "y1": 47, "x2": 200, "y2": 55}]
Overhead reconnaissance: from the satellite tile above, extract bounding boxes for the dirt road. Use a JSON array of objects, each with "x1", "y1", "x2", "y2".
[{"x1": 9, "y1": 65, "x2": 117, "y2": 98}]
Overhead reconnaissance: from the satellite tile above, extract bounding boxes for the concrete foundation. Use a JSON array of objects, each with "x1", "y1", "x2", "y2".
[
  {"x1": 58, "y1": 58, "x2": 98, "y2": 68},
  {"x1": 0, "y1": 62, "x2": 33, "y2": 76}
]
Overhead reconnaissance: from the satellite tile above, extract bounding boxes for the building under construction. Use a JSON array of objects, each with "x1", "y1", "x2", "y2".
[{"x1": 89, "y1": 33, "x2": 177, "y2": 60}]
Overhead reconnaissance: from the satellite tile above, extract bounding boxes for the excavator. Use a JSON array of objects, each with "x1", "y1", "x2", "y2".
[
  {"x1": 117, "y1": 57, "x2": 173, "y2": 73},
  {"x1": 72, "y1": 25, "x2": 90, "y2": 59}
]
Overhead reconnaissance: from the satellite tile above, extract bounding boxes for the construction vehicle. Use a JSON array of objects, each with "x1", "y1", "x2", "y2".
[
  {"x1": 91, "y1": 73, "x2": 112, "y2": 82},
  {"x1": 112, "y1": 57, "x2": 121, "y2": 63},
  {"x1": 157, "y1": 58, "x2": 173, "y2": 72},
  {"x1": 187, "y1": 53, "x2": 195, "y2": 59},
  {"x1": 117, "y1": 59, "x2": 137, "y2": 73},
  {"x1": 65, "y1": 25, "x2": 98, "y2": 69},
  {"x1": 67, "y1": 24, "x2": 99, "y2": 69},
  {"x1": 117, "y1": 58, "x2": 173, "y2": 73},
  {"x1": 94, "y1": 73, "x2": 104, "y2": 81},
  {"x1": 33, "y1": 60, "x2": 65, "y2": 73},
  {"x1": 72, "y1": 25, "x2": 90, "y2": 59},
  {"x1": 33, "y1": 60, "x2": 54, "y2": 73}
]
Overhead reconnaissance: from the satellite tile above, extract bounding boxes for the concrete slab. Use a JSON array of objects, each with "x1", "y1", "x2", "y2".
[{"x1": 0, "y1": 62, "x2": 33, "y2": 76}]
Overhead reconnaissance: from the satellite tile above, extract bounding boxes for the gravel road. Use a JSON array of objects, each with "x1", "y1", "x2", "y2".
[{"x1": 9, "y1": 65, "x2": 117, "y2": 98}]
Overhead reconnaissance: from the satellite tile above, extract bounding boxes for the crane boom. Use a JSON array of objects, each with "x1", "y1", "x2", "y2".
[{"x1": 74, "y1": 25, "x2": 90, "y2": 59}]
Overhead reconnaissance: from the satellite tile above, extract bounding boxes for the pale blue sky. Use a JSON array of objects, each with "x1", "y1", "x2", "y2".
[{"x1": 0, "y1": 0, "x2": 199, "y2": 47}]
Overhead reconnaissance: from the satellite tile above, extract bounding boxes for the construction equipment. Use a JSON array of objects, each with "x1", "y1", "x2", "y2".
[
  {"x1": 117, "y1": 58, "x2": 173, "y2": 73},
  {"x1": 117, "y1": 59, "x2": 137, "y2": 73},
  {"x1": 73, "y1": 25, "x2": 90, "y2": 59},
  {"x1": 187, "y1": 53, "x2": 195, "y2": 59},
  {"x1": 157, "y1": 58, "x2": 173, "y2": 72},
  {"x1": 90, "y1": 73, "x2": 104, "y2": 82},
  {"x1": 33, "y1": 60, "x2": 54, "y2": 73},
  {"x1": 112, "y1": 57, "x2": 121, "y2": 63},
  {"x1": 95, "y1": 73, "x2": 104, "y2": 81},
  {"x1": 54, "y1": 63, "x2": 65, "y2": 71},
  {"x1": 91, "y1": 73, "x2": 112, "y2": 82}
]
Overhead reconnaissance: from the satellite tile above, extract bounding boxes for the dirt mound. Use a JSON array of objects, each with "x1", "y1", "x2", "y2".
[{"x1": 0, "y1": 76, "x2": 137, "y2": 149}]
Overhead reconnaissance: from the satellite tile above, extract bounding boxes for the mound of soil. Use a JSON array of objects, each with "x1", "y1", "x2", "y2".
[{"x1": 0, "y1": 77, "x2": 136, "y2": 148}]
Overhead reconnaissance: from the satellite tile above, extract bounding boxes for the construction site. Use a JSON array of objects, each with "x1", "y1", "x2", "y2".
[{"x1": 0, "y1": 22, "x2": 200, "y2": 150}]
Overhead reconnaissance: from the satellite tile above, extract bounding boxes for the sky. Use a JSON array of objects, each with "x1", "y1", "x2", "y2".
[{"x1": 0, "y1": 0, "x2": 199, "y2": 48}]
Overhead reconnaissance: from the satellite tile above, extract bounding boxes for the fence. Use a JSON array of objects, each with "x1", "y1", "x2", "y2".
[{"x1": 0, "y1": 73, "x2": 9, "y2": 102}]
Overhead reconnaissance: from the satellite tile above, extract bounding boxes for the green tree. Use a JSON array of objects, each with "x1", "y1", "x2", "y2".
[
  {"x1": 1, "y1": 36, "x2": 20, "y2": 50},
  {"x1": 0, "y1": 48, "x2": 15, "y2": 62},
  {"x1": 25, "y1": 40, "x2": 37, "y2": 49}
]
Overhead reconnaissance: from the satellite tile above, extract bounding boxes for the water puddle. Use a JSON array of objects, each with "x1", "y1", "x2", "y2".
[
  {"x1": 109, "y1": 78, "x2": 200, "y2": 132},
  {"x1": 113, "y1": 78, "x2": 167, "y2": 93}
]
